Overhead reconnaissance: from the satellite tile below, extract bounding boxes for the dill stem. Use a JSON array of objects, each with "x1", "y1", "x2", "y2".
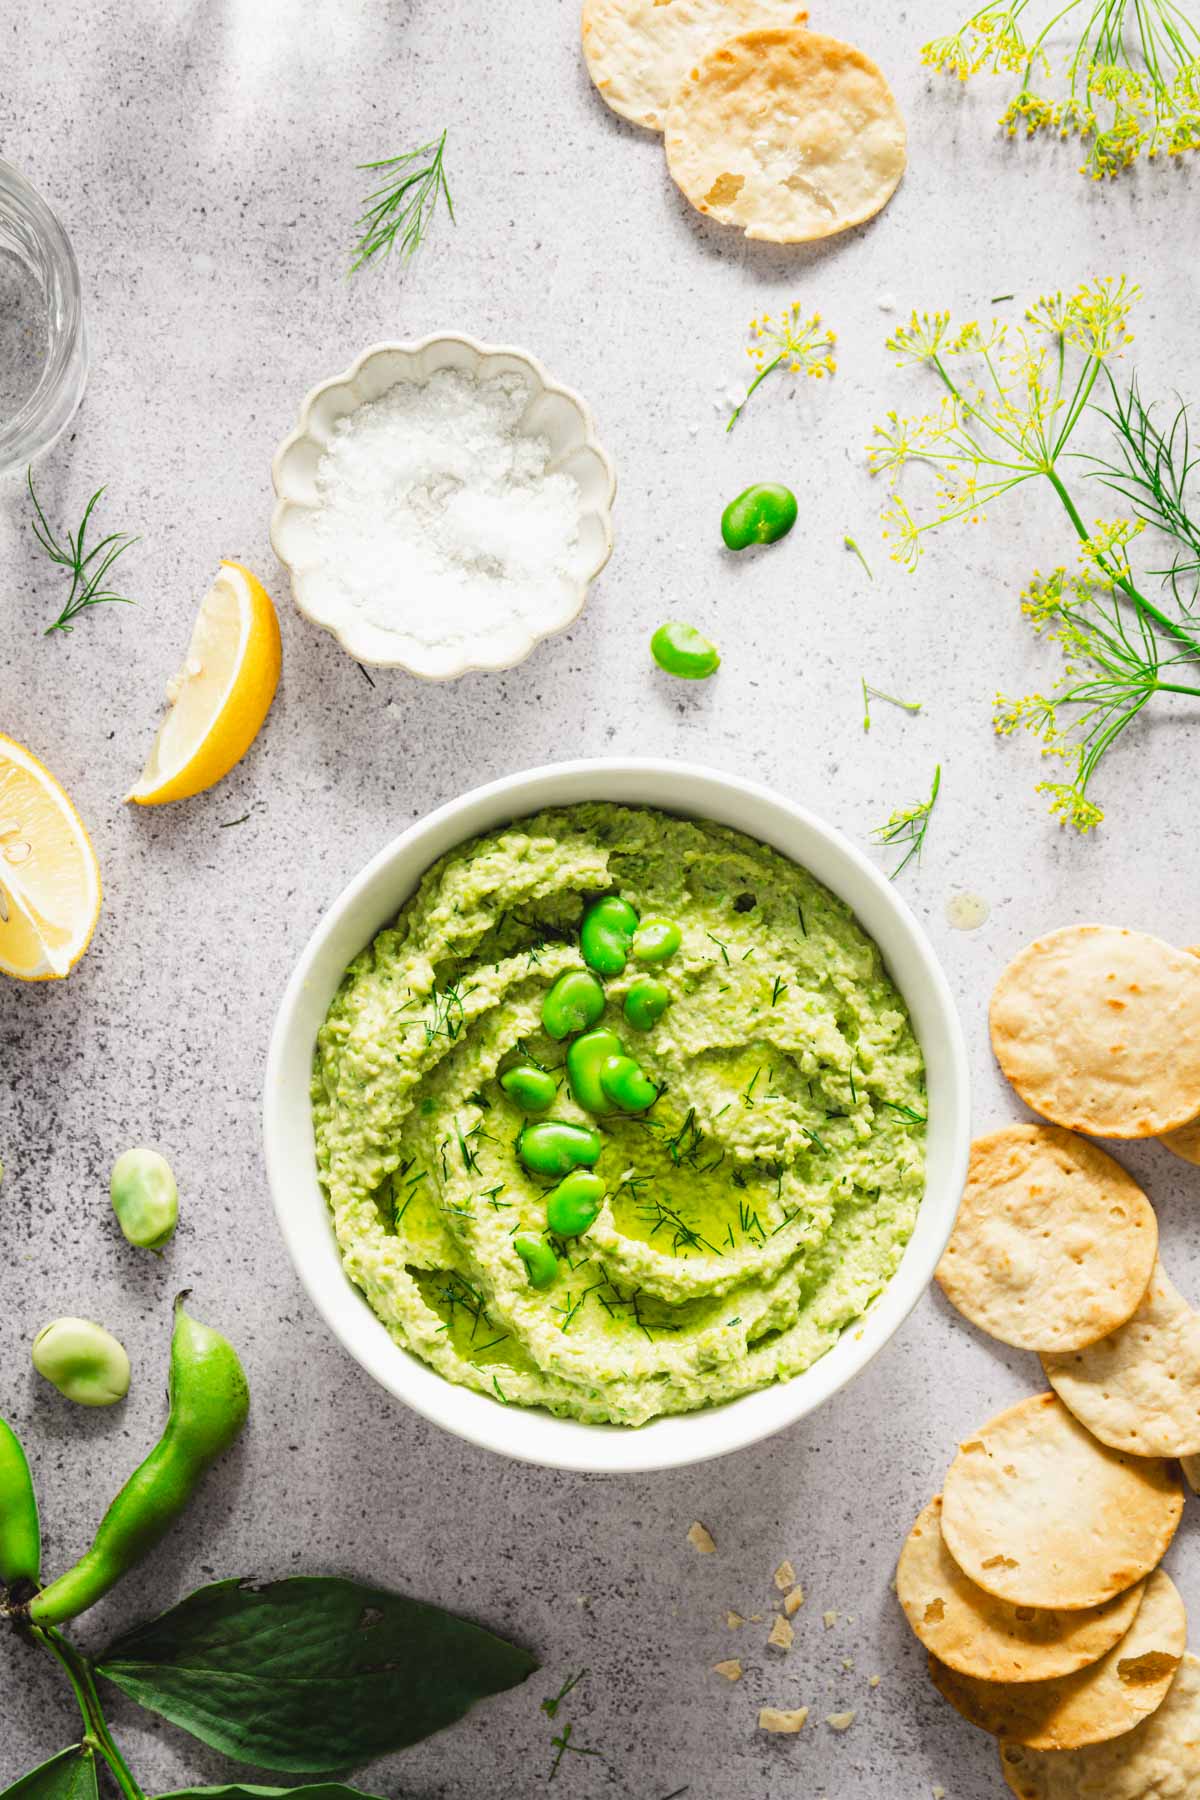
[
  {"x1": 726, "y1": 352, "x2": 784, "y2": 433},
  {"x1": 1045, "y1": 466, "x2": 1200, "y2": 662}
]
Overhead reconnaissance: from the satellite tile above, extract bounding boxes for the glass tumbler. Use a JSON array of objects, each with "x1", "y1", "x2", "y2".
[{"x1": 0, "y1": 159, "x2": 87, "y2": 477}]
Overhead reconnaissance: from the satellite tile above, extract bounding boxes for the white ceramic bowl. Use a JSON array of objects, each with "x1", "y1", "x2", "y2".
[
  {"x1": 263, "y1": 760, "x2": 970, "y2": 1473},
  {"x1": 270, "y1": 334, "x2": 617, "y2": 679}
]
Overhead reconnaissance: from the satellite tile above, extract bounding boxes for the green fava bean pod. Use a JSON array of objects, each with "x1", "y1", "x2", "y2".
[
  {"x1": 566, "y1": 1027, "x2": 624, "y2": 1114},
  {"x1": 545, "y1": 1170, "x2": 605, "y2": 1239},
  {"x1": 0, "y1": 1416, "x2": 41, "y2": 1587},
  {"x1": 29, "y1": 1294, "x2": 250, "y2": 1628},
  {"x1": 517, "y1": 1120, "x2": 603, "y2": 1178},
  {"x1": 110, "y1": 1146, "x2": 179, "y2": 1251},
  {"x1": 32, "y1": 1319, "x2": 131, "y2": 1408},
  {"x1": 624, "y1": 976, "x2": 670, "y2": 1032},
  {"x1": 542, "y1": 968, "x2": 605, "y2": 1040},
  {"x1": 500, "y1": 1064, "x2": 557, "y2": 1113},
  {"x1": 580, "y1": 895, "x2": 638, "y2": 976},
  {"x1": 600, "y1": 1055, "x2": 659, "y2": 1114},
  {"x1": 632, "y1": 916, "x2": 681, "y2": 963},
  {"x1": 515, "y1": 1236, "x2": 559, "y2": 1290},
  {"x1": 651, "y1": 622, "x2": 720, "y2": 681},
  {"x1": 721, "y1": 483, "x2": 798, "y2": 551}
]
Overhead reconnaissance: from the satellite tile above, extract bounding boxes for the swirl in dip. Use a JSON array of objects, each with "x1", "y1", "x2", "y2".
[{"x1": 312, "y1": 803, "x2": 926, "y2": 1427}]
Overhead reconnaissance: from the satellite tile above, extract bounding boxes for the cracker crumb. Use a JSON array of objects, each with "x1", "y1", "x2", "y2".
[
  {"x1": 725, "y1": 1610, "x2": 745, "y2": 1629},
  {"x1": 822, "y1": 1610, "x2": 838, "y2": 1629},
  {"x1": 767, "y1": 1614, "x2": 794, "y2": 1652},
  {"x1": 688, "y1": 1521, "x2": 717, "y2": 1555},
  {"x1": 869, "y1": 1675, "x2": 881, "y2": 1689},
  {"x1": 841, "y1": 1658, "x2": 855, "y2": 1672},
  {"x1": 783, "y1": 1583, "x2": 804, "y2": 1616},
  {"x1": 713, "y1": 1659, "x2": 743, "y2": 1682},
  {"x1": 774, "y1": 1559, "x2": 796, "y2": 1591},
  {"x1": 749, "y1": 1612, "x2": 764, "y2": 1622},
  {"x1": 758, "y1": 1706, "x2": 808, "y2": 1735},
  {"x1": 933, "y1": 1788, "x2": 946, "y2": 1799},
  {"x1": 826, "y1": 1710, "x2": 856, "y2": 1732}
]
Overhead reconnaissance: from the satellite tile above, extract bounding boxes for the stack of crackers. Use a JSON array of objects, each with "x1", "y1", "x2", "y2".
[
  {"x1": 899, "y1": 924, "x2": 1200, "y2": 1794},
  {"x1": 580, "y1": 1, "x2": 906, "y2": 243}
]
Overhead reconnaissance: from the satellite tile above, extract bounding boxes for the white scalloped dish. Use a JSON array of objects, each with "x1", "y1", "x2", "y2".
[{"x1": 270, "y1": 335, "x2": 617, "y2": 678}]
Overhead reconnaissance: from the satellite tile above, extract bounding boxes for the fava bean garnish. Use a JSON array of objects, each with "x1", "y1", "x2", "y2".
[
  {"x1": 515, "y1": 1236, "x2": 559, "y2": 1289},
  {"x1": 31, "y1": 1319, "x2": 131, "y2": 1408},
  {"x1": 650, "y1": 622, "x2": 720, "y2": 680},
  {"x1": 624, "y1": 975, "x2": 670, "y2": 1031},
  {"x1": 632, "y1": 916, "x2": 681, "y2": 962},
  {"x1": 545, "y1": 1170, "x2": 606, "y2": 1239},
  {"x1": 580, "y1": 894, "x2": 638, "y2": 976},
  {"x1": 541, "y1": 968, "x2": 606, "y2": 1040},
  {"x1": 0, "y1": 1418, "x2": 40, "y2": 1589},
  {"x1": 721, "y1": 483, "x2": 798, "y2": 551},
  {"x1": 500, "y1": 1063, "x2": 558, "y2": 1113},
  {"x1": 110, "y1": 1146, "x2": 179, "y2": 1251},
  {"x1": 517, "y1": 1120, "x2": 603, "y2": 1177},
  {"x1": 30, "y1": 1295, "x2": 248, "y2": 1627},
  {"x1": 599, "y1": 1054, "x2": 659, "y2": 1114},
  {"x1": 567, "y1": 1026, "x2": 624, "y2": 1113}
]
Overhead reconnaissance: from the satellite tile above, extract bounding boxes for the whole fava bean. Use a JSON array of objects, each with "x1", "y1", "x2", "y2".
[
  {"x1": 650, "y1": 621, "x2": 720, "y2": 681},
  {"x1": 545, "y1": 1170, "x2": 606, "y2": 1239},
  {"x1": 31, "y1": 1318, "x2": 131, "y2": 1407},
  {"x1": 517, "y1": 1119, "x2": 603, "y2": 1177},
  {"x1": 632, "y1": 916, "x2": 682, "y2": 963},
  {"x1": 720, "y1": 483, "x2": 799, "y2": 551},
  {"x1": 580, "y1": 895, "x2": 639, "y2": 977},
  {"x1": 599, "y1": 1055, "x2": 659, "y2": 1114},
  {"x1": 499, "y1": 1064, "x2": 557, "y2": 1114},
  {"x1": 110, "y1": 1146, "x2": 178, "y2": 1251},
  {"x1": 541, "y1": 968, "x2": 605, "y2": 1041},
  {"x1": 624, "y1": 976, "x2": 670, "y2": 1032},
  {"x1": 566, "y1": 1027, "x2": 624, "y2": 1114},
  {"x1": 514, "y1": 1236, "x2": 559, "y2": 1290}
]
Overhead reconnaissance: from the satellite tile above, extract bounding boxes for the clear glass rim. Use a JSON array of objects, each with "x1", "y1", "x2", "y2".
[{"x1": 0, "y1": 158, "x2": 87, "y2": 476}]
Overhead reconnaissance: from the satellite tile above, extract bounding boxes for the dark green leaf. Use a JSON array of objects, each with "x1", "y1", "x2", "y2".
[
  {"x1": 2, "y1": 1747, "x2": 98, "y2": 1800},
  {"x1": 97, "y1": 1576, "x2": 538, "y2": 1773},
  {"x1": 155, "y1": 1786, "x2": 386, "y2": 1800}
]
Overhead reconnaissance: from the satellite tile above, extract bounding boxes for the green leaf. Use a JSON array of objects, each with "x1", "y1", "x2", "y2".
[
  {"x1": 155, "y1": 1787, "x2": 386, "y2": 1800},
  {"x1": 96, "y1": 1576, "x2": 538, "y2": 1773},
  {"x1": 2, "y1": 1747, "x2": 98, "y2": 1800}
]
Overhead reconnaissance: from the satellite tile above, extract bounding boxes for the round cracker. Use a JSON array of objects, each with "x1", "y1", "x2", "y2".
[
  {"x1": 581, "y1": 0, "x2": 810, "y2": 132},
  {"x1": 1042, "y1": 1260, "x2": 1200, "y2": 1458},
  {"x1": 897, "y1": 1497, "x2": 1146, "y2": 1684},
  {"x1": 935, "y1": 1125, "x2": 1157, "y2": 1353},
  {"x1": 1182, "y1": 1452, "x2": 1200, "y2": 1494},
  {"x1": 940, "y1": 1393, "x2": 1183, "y2": 1612},
  {"x1": 930, "y1": 1569, "x2": 1183, "y2": 1751},
  {"x1": 990, "y1": 925, "x2": 1200, "y2": 1138},
  {"x1": 1157, "y1": 944, "x2": 1200, "y2": 1162},
  {"x1": 1000, "y1": 1650, "x2": 1200, "y2": 1798},
  {"x1": 663, "y1": 27, "x2": 906, "y2": 243}
]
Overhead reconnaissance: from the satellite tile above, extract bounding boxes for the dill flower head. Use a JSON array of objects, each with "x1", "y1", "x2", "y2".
[{"x1": 747, "y1": 303, "x2": 837, "y2": 379}]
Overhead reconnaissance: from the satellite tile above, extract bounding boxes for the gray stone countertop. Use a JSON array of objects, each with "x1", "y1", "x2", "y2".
[{"x1": 2, "y1": 3, "x2": 1199, "y2": 1796}]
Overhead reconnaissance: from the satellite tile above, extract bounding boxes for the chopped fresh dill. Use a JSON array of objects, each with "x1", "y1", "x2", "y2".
[
  {"x1": 542, "y1": 1670, "x2": 587, "y2": 1720},
  {"x1": 991, "y1": 293, "x2": 1015, "y2": 303},
  {"x1": 769, "y1": 974, "x2": 788, "y2": 1007},
  {"x1": 29, "y1": 469, "x2": 140, "y2": 636},
  {"x1": 351, "y1": 130, "x2": 454, "y2": 273},
  {"x1": 880, "y1": 1097, "x2": 928, "y2": 1124},
  {"x1": 862, "y1": 679, "x2": 923, "y2": 733},
  {"x1": 871, "y1": 765, "x2": 941, "y2": 880},
  {"x1": 219, "y1": 813, "x2": 251, "y2": 829},
  {"x1": 796, "y1": 902, "x2": 807, "y2": 937},
  {"x1": 706, "y1": 931, "x2": 731, "y2": 966},
  {"x1": 356, "y1": 662, "x2": 376, "y2": 688}
]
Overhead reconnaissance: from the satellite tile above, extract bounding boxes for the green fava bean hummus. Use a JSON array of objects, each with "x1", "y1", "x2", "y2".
[{"x1": 312, "y1": 804, "x2": 927, "y2": 1428}]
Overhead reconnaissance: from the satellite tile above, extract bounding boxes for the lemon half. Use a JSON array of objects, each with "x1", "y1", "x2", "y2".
[
  {"x1": 0, "y1": 736, "x2": 102, "y2": 981},
  {"x1": 128, "y1": 560, "x2": 281, "y2": 805}
]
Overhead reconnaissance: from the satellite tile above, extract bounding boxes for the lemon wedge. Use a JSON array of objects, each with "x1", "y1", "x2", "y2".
[
  {"x1": 128, "y1": 560, "x2": 282, "y2": 805},
  {"x1": 0, "y1": 736, "x2": 102, "y2": 981}
]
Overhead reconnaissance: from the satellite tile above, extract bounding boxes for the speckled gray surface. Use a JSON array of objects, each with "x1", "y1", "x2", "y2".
[{"x1": 2, "y1": 3, "x2": 1200, "y2": 1796}]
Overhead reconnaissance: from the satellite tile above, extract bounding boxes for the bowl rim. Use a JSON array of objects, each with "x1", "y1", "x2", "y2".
[
  {"x1": 263, "y1": 758, "x2": 970, "y2": 1473},
  {"x1": 268, "y1": 332, "x2": 618, "y2": 680}
]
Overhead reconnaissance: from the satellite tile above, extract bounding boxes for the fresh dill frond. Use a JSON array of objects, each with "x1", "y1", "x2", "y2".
[
  {"x1": 871, "y1": 766, "x2": 942, "y2": 879},
  {"x1": 542, "y1": 1670, "x2": 587, "y2": 1720},
  {"x1": 29, "y1": 469, "x2": 139, "y2": 636},
  {"x1": 861, "y1": 679, "x2": 923, "y2": 732},
  {"x1": 1090, "y1": 373, "x2": 1200, "y2": 603},
  {"x1": 351, "y1": 129, "x2": 454, "y2": 273}
]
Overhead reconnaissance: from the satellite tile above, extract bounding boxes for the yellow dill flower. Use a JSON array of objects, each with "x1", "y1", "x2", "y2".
[{"x1": 726, "y1": 302, "x2": 837, "y2": 432}]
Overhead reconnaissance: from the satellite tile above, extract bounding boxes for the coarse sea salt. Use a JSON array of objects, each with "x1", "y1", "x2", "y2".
[{"x1": 312, "y1": 367, "x2": 588, "y2": 664}]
